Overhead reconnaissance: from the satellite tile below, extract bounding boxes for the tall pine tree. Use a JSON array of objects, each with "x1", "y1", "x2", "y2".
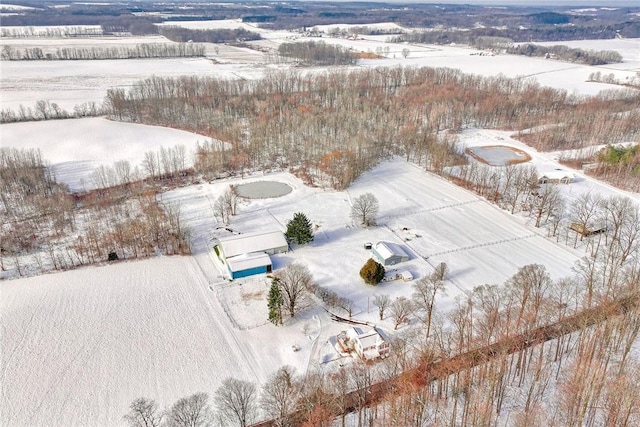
[
  {"x1": 268, "y1": 278, "x2": 283, "y2": 325},
  {"x1": 285, "y1": 212, "x2": 314, "y2": 245}
]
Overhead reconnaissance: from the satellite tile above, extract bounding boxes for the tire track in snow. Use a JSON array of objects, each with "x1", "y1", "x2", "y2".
[
  {"x1": 188, "y1": 242, "x2": 263, "y2": 383},
  {"x1": 427, "y1": 233, "x2": 539, "y2": 258},
  {"x1": 380, "y1": 199, "x2": 482, "y2": 222}
]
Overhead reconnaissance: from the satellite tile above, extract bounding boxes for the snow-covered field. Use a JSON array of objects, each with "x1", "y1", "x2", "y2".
[
  {"x1": 0, "y1": 256, "x2": 319, "y2": 426},
  {"x1": 0, "y1": 117, "x2": 212, "y2": 192}
]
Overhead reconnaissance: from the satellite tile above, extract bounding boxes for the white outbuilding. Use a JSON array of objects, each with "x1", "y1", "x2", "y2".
[{"x1": 372, "y1": 241, "x2": 410, "y2": 266}]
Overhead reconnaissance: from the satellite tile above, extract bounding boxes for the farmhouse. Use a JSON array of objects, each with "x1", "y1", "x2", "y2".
[
  {"x1": 538, "y1": 170, "x2": 575, "y2": 184},
  {"x1": 346, "y1": 327, "x2": 391, "y2": 361},
  {"x1": 213, "y1": 231, "x2": 288, "y2": 279},
  {"x1": 372, "y1": 241, "x2": 410, "y2": 266}
]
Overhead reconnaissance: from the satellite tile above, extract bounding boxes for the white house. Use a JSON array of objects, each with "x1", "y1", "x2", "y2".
[
  {"x1": 372, "y1": 241, "x2": 410, "y2": 266},
  {"x1": 346, "y1": 327, "x2": 391, "y2": 361}
]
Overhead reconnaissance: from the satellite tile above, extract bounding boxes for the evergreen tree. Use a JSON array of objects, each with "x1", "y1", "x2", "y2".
[
  {"x1": 359, "y1": 258, "x2": 386, "y2": 285},
  {"x1": 285, "y1": 212, "x2": 314, "y2": 245},
  {"x1": 268, "y1": 278, "x2": 283, "y2": 325}
]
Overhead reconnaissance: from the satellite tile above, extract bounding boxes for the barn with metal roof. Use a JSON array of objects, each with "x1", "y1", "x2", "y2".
[
  {"x1": 213, "y1": 231, "x2": 288, "y2": 279},
  {"x1": 372, "y1": 241, "x2": 410, "y2": 266}
]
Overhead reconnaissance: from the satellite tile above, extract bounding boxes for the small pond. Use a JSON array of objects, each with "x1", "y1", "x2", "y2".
[
  {"x1": 467, "y1": 146, "x2": 530, "y2": 166},
  {"x1": 235, "y1": 181, "x2": 292, "y2": 199}
]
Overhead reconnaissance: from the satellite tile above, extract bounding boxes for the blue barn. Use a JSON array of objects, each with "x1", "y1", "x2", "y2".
[{"x1": 214, "y1": 230, "x2": 288, "y2": 280}]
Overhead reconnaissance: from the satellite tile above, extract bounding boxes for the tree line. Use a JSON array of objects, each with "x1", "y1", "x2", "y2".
[
  {"x1": 158, "y1": 26, "x2": 262, "y2": 43},
  {"x1": 1, "y1": 100, "x2": 101, "y2": 124},
  {"x1": 506, "y1": 43, "x2": 623, "y2": 65},
  {"x1": 0, "y1": 43, "x2": 205, "y2": 61},
  {"x1": 275, "y1": 41, "x2": 357, "y2": 66}
]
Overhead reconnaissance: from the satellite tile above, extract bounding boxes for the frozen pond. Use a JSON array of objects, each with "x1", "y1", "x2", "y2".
[
  {"x1": 235, "y1": 181, "x2": 292, "y2": 199},
  {"x1": 467, "y1": 145, "x2": 530, "y2": 166}
]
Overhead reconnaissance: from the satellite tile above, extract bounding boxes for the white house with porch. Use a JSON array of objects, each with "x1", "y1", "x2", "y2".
[{"x1": 346, "y1": 326, "x2": 391, "y2": 361}]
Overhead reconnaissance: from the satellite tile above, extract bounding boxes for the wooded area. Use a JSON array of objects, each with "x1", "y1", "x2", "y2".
[
  {"x1": 103, "y1": 67, "x2": 639, "y2": 190},
  {"x1": 0, "y1": 147, "x2": 191, "y2": 276}
]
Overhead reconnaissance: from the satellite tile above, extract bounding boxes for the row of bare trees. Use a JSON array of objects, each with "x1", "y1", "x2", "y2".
[
  {"x1": 1, "y1": 100, "x2": 101, "y2": 123},
  {"x1": 0, "y1": 43, "x2": 205, "y2": 61}
]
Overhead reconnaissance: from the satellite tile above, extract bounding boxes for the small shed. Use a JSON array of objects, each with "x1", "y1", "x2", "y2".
[{"x1": 372, "y1": 241, "x2": 409, "y2": 266}]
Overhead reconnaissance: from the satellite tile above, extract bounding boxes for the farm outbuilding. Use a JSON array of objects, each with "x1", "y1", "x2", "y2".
[
  {"x1": 538, "y1": 170, "x2": 575, "y2": 184},
  {"x1": 226, "y1": 252, "x2": 272, "y2": 279},
  {"x1": 213, "y1": 230, "x2": 287, "y2": 279},
  {"x1": 214, "y1": 230, "x2": 288, "y2": 259},
  {"x1": 372, "y1": 241, "x2": 410, "y2": 266}
]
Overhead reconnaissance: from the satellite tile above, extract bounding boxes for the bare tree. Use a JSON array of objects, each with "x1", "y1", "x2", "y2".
[
  {"x1": 274, "y1": 263, "x2": 312, "y2": 318},
  {"x1": 123, "y1": 398, "x2": 163, "y2": 427},
  {"x1": 223, "y1": 186, "x2": 239, "y2": 216},
  {"x1": 166, "y1": 393, "x2": 213, "y2": 427},
  {"x1": 260, "y1": 366, "x2": 299, "y2": 427},
  {"x1": 431, "y1": 261, "x2": 449, "y2": 282},
  {"x1": 412, "y1": 277, "x2": 446, "y2": 341},
  {"x1": 531, "y1": 184, "x2": 563, "y2": 228},
  {"x1": 351, "y1": 193, "x2": 379, "y2": 226},
  {"x1": 214, "y1": 378, "x2": 258, "y2": 427},
  {"x1": 213, "y1": 195, "x2": 230, "y2": 225},
  {"x1": 373, "y1": 294, "x2": 391, "y2": 320},
  {"x1": 390, "y1": 296, "x2": 413, "y2": 330},
  {"x1": 213, "y1": 187, "x2": 239, "y2": 225}
]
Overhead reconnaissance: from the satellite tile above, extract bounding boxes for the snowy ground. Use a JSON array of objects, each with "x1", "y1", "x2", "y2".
[{"x1": 0, "y1": 117, "x2": 213, "y2": 192}]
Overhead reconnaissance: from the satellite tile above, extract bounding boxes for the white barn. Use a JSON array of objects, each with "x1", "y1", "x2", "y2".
[{"x1": 372, "y1": 241, "x2": 410, "y2": 266}]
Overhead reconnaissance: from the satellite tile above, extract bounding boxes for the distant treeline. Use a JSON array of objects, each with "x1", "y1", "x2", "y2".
[
  {"x1": 0, "y1": 43, "x2": 205, "y2": 61},
  {"x1": 277, "y1": 41, "x2": 357, "y2": 66},
  {"x1": 396, "y1": 23, "x2": 640, "y2": 46},
  {"x1": 0, "y1": 26, "x2": 103, "y2": 38},
  {"x1": 506, "y1": 44, "x2": 623, "y2": 66},
  {"x1": 1, "y1": 101, "x2": 101, "y2": 124},
  {"x1": 159, "y1": 26, "x2": 261, "y2": 43}
]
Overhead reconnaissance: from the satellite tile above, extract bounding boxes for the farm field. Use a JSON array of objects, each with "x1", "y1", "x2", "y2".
[{"x1": 0, "y1": 117, "x2": 213, "y2": 192}]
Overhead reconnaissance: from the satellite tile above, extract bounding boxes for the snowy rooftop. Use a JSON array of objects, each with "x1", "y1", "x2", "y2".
[
  {"x1": 374, "y1": 241, "x2": 409, "y2": 260},
  {"x1": 226, "y1": 252, "x2": 271, "y2": 273},
  {"x1": 215, "y1": 230, "x2": 287, "y2": 258}
]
